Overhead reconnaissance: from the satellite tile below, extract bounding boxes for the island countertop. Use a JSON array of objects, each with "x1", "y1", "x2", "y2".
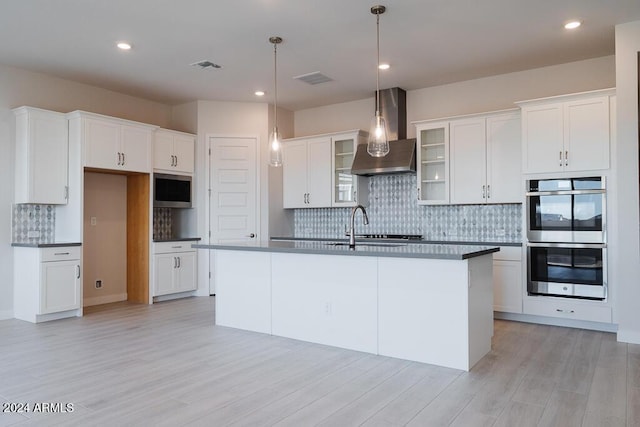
[{"x1": 193, "y1": 240, "x2": 499, "y2": 260}]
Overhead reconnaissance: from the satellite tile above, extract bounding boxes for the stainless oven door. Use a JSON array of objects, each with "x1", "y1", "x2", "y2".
[
  {"x1": 527, "y1": 242, "x2": 607, "y2": 300},
  {"x1": 526, "y1": 177, "x2": 605, "y2": 243}
]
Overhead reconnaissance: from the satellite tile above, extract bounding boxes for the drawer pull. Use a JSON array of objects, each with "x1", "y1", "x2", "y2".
[
  {"x1": 171, "y1": 246, "x2": 183, "y2": 249},
  {"x1": 54, "y1": 252, "x2": 70, "y2": 256},
  {"x1": 556, "y1": 309, "x2": 575, "y2": 314}
]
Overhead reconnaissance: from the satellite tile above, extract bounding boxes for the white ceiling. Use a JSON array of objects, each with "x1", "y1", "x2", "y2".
[{"x1": 2, "y1": 0, "x2": 640, "y2": 111}]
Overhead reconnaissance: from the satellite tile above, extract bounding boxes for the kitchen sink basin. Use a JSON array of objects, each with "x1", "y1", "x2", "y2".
[{"x1": 325, "y1": 242, "x2": 407, "y2": 248}]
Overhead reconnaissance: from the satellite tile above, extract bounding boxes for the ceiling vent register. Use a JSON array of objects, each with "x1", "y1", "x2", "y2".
[{"x1": 294, "y1": 71, "x2": 333, "y2": 85}]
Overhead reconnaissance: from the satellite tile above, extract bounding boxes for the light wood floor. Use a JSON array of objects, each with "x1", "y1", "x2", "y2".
[{"x1": 0, "y1": 296, "x2": 638, "y2": 426}]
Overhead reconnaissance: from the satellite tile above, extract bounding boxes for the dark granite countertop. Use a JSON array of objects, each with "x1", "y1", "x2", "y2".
[
  {"x1": 153, "y1": 237, "x2": 202, "y2": 242},
  {"x1": 11, "y1": 242, "x2": 82, "y2": 248},
  {"x1": 193, "y1": 240, "x2": 499, "y2": 260},
  {"x1": 270, "y1": 236, "x2": 522, "y2": 247}
]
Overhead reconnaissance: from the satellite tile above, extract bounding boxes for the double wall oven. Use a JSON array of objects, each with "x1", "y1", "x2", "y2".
[{"x1": 525, "y1": 177, "x2": 607, "y2": 300}]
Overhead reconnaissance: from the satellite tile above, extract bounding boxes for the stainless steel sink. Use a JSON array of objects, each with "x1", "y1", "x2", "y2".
[{"x1": 325, "y1": 242, "x2": 407, "y2": 248}]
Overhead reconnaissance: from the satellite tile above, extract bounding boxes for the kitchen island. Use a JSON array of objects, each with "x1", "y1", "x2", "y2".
[{"x1": 194, "y1": 241, "x2": 499, "y2": 371}]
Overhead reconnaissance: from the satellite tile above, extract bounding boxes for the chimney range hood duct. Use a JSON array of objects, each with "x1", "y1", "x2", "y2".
[{"x1": 351, "y1": 87, "x2": 416, "y2": 176}]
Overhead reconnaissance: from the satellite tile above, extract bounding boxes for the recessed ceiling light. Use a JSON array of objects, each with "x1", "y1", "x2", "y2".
[
  {"x1": 117, "y1": 42, "x2": 132, "y2": 50},
  {"x1": 379, "y1": 63, "x2": 390, "y2": 70},
  {"x1": 564, "y1": 21, "x2": 581, "y2": 30},
  {"x1": 255, "y1": 91, "x2": 265, "y2": 96}
]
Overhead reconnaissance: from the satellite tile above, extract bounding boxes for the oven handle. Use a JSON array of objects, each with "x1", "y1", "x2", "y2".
[
  {"x1": 526, "y1": 189, "x2": 605, "y2": 196},
  {"x1": 527, "y1": 242, "x2": 607, "y2": 249}
]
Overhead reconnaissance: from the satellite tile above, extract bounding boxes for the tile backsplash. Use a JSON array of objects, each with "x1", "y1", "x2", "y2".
[
  {"x1": 12, "y1": 204, "x2": 56, "y2": 244},
  {"x1": 294, "y1": 174, "x2": 522, "y2": 243},
  {"x1": 153, "y1": 208, "x2": 173, "y2": 240}
]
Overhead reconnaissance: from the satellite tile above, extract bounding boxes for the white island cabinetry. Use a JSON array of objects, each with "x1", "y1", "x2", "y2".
[{"x1": 205, "y1": 241, "x2": 497, "y2": 371}]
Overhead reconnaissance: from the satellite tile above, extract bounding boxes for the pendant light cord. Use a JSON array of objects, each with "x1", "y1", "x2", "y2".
[
  {"x1": 375, "y1": 12, "x2": 380, "y2": 116},
  {"x1": 273, "y1": 41, "x2": 278, "y2": 129}
]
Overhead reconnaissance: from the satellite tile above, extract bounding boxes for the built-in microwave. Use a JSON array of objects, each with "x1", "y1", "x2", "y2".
[
  {"x1": 153, "y1": 173, "x2": 192, "y2": 208},
  {"x1": 526, "y1": 176, "x2": 605, "y2": 244}
]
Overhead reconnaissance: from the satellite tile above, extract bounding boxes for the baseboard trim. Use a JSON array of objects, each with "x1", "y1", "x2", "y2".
[
  {"x1": 494, "y1": 311, "x2": 618, "y2": 333},
  {"x1": 616, "y1": 329, "x2": 640, "y2": 344},
  {"x1": 83, "y1": 293, "x2": 128, "y2": 307}
]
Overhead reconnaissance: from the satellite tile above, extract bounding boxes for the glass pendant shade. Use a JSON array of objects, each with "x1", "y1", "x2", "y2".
[
  {"x1": 268, "y1": 36, "x2": 283, "y2": 167},
  {"x1": 367, "y1": 5, "x2": 389, "y2": 158},
  {"x1": 367, "y1": 113, "x2": 389, "y2": 157},
  {"x1": 269, "y1": 126, "x2": 282, "y2": 167}
]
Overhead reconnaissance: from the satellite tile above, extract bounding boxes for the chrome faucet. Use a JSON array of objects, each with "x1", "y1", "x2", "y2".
[{"x1": 349, "y1": 205, "x2": 369, "y2": 248}]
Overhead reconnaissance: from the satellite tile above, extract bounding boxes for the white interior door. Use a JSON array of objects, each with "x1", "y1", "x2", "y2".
[
  {"x1": 209, "y1": 136, "x2": 258, "y2": 244},
  {"x1": 208, "y1": 136, "x2": 259, "y2": 295}
]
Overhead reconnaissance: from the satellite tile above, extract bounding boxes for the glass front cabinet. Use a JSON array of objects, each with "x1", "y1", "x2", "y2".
[
  {"x1": 415, "y1": 121, "x2": 449, "y2": 204},
  {"x1": 330, "y1": 130, "x2": 369, "y2": 207}
]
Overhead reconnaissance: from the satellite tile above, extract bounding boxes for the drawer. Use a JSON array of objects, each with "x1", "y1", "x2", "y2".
[
  {"x1": 493, "y1": 246, "x2": 522, "y2": 261},
  {"x1": 40, "y1": 246, "x2": 81, "y2": 262},
  {"x1": 523, "y1": 298, "x2": 612, "y2": 323},
  {"x1": 153, "y1": 241, "x2": 196, "y2": 254}
]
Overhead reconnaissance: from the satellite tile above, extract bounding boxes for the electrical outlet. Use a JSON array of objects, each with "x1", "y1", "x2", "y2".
[
  {"x1": 90, "y1": 217, "x2": 97, "y2": 226},
  {"x1": 27, "y1": 230, "x2": 40, "y2": 238},
  {"x1": 95, "y1": 280, "x2": 102, "y2": 289}
]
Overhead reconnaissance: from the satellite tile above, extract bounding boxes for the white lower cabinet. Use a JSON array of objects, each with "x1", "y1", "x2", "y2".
[
  {"x1": 13, "y1": 246, "x2": 82, "y2": 323},
  {"x1": 492, "y1": 246, "x2": 523, "y2": 314},
  {"x1": 523, "y1": 298, "x2": 612, "y2": 323},
  {"x1": 152, "y1": 242, "x2": 197, "y2": 297}
]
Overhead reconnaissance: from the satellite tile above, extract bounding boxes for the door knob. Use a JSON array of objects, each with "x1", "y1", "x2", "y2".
[{"x1": 247, "y1": 233, "x2": 256, "y2": 238}]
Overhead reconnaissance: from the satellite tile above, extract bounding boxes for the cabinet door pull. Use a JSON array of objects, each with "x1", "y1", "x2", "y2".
[
  {"x1": 122, "y1": 153, "x2": 125, "y2": 165},
  {"x1": 565, "y1": 150, "x2": 569, "y2": 166},
  {"x1": 76, "y1": 265, "x2": 81, "y2": 279},
  {"x1": 417, "y1": 187, "x2": 421, "y2": 200},
  {"x1": 177, "y1": 256, "x2": 181, "y2": 268},
  {"x1": 487, "y1": 185, "x2": 491, "y2": 199},
  {"x1": 247, "y1": 233, "x2": 256, "y2": 238},
  {"x1": 556, "y1": 308, "x2": 575, "y2": 314},
  {"x1": 559, "y1": 151, "x2": 563, "y2": 166},
  {"x1": 482, "y1": 185, "x2": 486, "y2": 199},
  {"x1": 174, "y1": 155, "x2": 178, "y2": 167},
  {"x1": 173, "y1": 257, "x2": 177, "y2": 268},
  {"x1": 117, "y1": 152, "x2": 122, "y2": 165}
]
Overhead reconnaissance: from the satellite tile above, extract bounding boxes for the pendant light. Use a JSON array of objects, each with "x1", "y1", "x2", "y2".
[
  {"x1": 367, "y1": 5, "x2": 389, "y2": 157},
  {"x1": 269, "y1": 36, "x2": 283, "y2": 167}
]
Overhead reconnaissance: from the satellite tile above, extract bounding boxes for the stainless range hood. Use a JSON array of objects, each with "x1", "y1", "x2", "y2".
[{"x1": 351, "y1": 87, "x2": 416, "y2": 176}]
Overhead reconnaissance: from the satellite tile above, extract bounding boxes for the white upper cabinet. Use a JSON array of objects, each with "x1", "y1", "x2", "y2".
[
  {"x1": 415, "y1": 121, "x2": 449, "y2": 205},
  {"x1": 71, "y1": 111, "x2": 155, "y2": 173},
  {"x1": 519, "y1": 89, "x2": 614, "y2": 174},
  {"x1": 450, "y1": 117, "x2": 487, "y2": 204},
  {"x1": 486, "y1": 113, "x2": 522, "y2": 203},
  {"x1": 418, "y1": 110, "x2": 521, "y2": 206},
  {"x1": 282, "y1": 135, "x2": 332, "y2": 208},
  {"x1": 154, "y1": 128, "x2": 195, "y2": 174},
  {"x1": 331, "y1": 130, "x2": 369, "y2": 207},
  {"x1": 13, "y1": 107, "x2": 69, "y2": 205},
  {"x1": 450, "y1": 112, "x2": 521, "y2": 204}
]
